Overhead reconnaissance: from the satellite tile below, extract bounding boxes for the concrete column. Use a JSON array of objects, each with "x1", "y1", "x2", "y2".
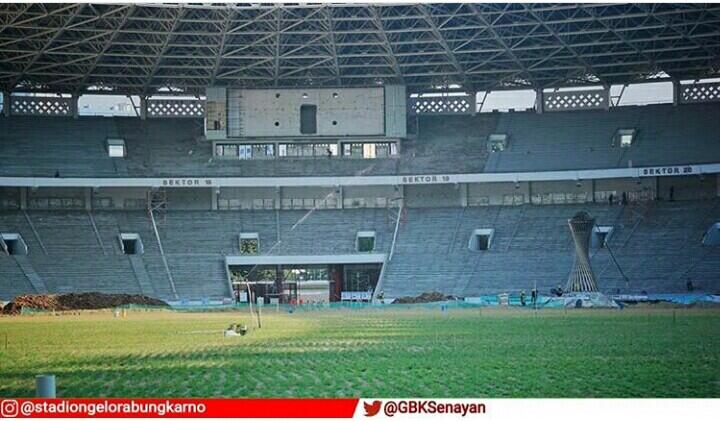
[
  {"x1": 603, "y1": 85, "x2": 611, "y2": 110},
  {"x1": 36, "y1": 375, "x2": 56, "y2": 398},
  {"x1": 20, "y1": 188, "x2": 27, "y2": 210},
  {"x1": 469, "y1": 90, "x2": 477, "y2": 116},
  {"x1": 337, "y1": 186, "x2": 344, "y2": 209},
  {"x1": 534, "y1": 88, "x2": 544, "y2": 114},
  {"x1": 672, "y1": 80, "x2": 681, "y2": 106},
  {"x1": 71, "y1": 94, "x2": 80, "y2": 119},
  {"x1": 2, "y1": 92, "x2": 10, "y2": 117},
  {"x1": 460, "y1": 183, "x2": 468, "y2": 207},
  {"x1": 84, "y1": 188, "x2": 92, "y2": 211},
  {"x1": 397, "y1": 185, "x2": 405, "y2": 208},
  {"x1": 211, "y1": 187, "x2": 219, "y2": 210},
  {"x1": 527, "y1": 181, "x2": 533, "y2": 205},
  {"x1": 591, "y1": 179, "x2": 596, "y2": 203},
  {"x1": 140, "y1": 96, "x2": 148, "y2": 120},
  {"x1": 275, "y1": 186, "x2": 282, "y2": 210}
]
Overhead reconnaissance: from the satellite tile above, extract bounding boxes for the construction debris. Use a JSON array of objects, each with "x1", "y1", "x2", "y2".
[
  {"x1": 1, "y1": 293, "x2": 168, "y2": 315},
  {"x1": 392, "y1": 291, "x2": 459, "y2": 304}
]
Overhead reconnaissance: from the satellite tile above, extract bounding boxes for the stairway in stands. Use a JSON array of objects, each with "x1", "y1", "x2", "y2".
[{"x1": 13, "y1": 255, "x2": 48, "y2": 294}]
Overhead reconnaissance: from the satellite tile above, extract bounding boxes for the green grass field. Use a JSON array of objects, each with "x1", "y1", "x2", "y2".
[{"x1": 1, "y1": 307, "x2": 719, "y2": 398}]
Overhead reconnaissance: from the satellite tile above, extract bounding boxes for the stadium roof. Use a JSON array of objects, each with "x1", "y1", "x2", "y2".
[{"x1": 1, "y1": 3, "x2": 719, "y2": 96}]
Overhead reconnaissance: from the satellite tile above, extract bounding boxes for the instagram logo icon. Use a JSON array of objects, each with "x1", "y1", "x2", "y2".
[{"x1": 1, "y1": 399, "x2": 19, "y2": 418}]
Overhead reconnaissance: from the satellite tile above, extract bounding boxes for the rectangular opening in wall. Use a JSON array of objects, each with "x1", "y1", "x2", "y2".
[
  {"x1": 0, "y1": 233, "x2": 28, "y2": 255},
  {"x1": 487, "y1": 133, "x2": 508, "y2": 152},
  {"x1": 469, "y1": 229, "x2": 494, "y2": 251},
  {"x1": 300, "y1": 104, "x2": 317, "y2": 134},
  {"x1": 239, "y1": 233, "x2": 259, "y2": 255},
  {"x1": 119, "y1": 233, "x2": 143, "y2": 255},
  {"x1": 356, "y1": 231, "x2": 376, "y2": 252},
  {"x1": 592, "y1": 226, "x2": 614, "y2": 248},
  {"x1": 613, "y1": 128, "x2": 636, "y2": 148},
  {"x1": 107, "y1": 138, "x2": 126, "y2": 157}
]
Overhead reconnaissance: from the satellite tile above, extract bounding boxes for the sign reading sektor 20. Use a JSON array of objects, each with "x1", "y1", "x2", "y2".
[{"x1": 640, "y1": 165, "x2": 694, "y2": 177}]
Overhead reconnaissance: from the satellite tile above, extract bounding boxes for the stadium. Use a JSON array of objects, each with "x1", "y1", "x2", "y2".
[{"x1": 1, "y1": 2, "x2": 719, "y2": 399}]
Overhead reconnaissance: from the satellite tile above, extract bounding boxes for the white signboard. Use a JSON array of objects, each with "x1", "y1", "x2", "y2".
[
  {"x1": 341, "y1": 291, "x2": 372, "y2": 301},
  {"x1": 639, "y1": 165, "x2": 695, "y2": 177},
  {"x1": 162, "y1": 178, "x2": 214, "y2": 187}
]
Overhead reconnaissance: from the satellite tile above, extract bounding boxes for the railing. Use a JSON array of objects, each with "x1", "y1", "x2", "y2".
[
  {"x1": 23, "y1": 210, "x2": 48, "y2": 255},
  {"x1": 373, "y1": 202, "x2": 404, "y2": 302},
  {"x1": 148, "y1": 207, "x2": 178, "y2": 299}
]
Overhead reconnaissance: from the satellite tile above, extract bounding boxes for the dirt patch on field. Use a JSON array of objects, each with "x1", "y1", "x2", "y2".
[
  {"x1": 392, "y1": 291, "x2": 459, "y2": 304},
  {"x1": 1, "y1": 292, "x2": 168, "y2": 315}
]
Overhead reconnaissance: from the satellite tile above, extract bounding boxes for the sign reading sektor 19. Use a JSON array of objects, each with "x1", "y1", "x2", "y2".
[
  {"x1": 401, "y1": 175, "x2": 453, "y2": 184},
  {"x1": 161, "y1": 178, "x2": 214, "y2": 187},
  {"x1": 640, "y1": 165, "x2": 694, "y2": 177}
]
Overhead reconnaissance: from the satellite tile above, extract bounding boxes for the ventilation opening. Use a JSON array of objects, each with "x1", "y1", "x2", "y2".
[
  {"x1": 469, "y1": 229, "x2": 494, "y2": 251},
  {"x1": 107, "y1": 138, "x2": 126, "y2": 158},
  {"x1": 592, "y1": 226, "x2": 614, "y2": 248},
  {"x1": 613, "y1": 128, "x2": 636, "y2": 148},
  {"x1": 239, "y1": 233, "x2": 259, "y2": 255},
  {"x1": 356, "y1": 231, "x2": 376, "y2": 253},
  {"x1": 0, "y1": 233, "x2": 28, "y2": 255},
  {"x1": 119, "y1": 233, "x2": 143, "y2": 255},
  {"x1": 487, "y1": 133, "x2": 508, "y2": 152},
  {"x1": 300, "y1": 104, "x2": 317, "y2": 134}
]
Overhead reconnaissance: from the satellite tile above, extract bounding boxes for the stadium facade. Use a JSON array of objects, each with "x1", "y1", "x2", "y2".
[{"x1": 1, "y1": 3, "x2": 719, "y2": 304}]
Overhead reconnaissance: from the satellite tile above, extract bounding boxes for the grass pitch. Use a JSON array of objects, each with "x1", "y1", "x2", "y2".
[{"x1": 1, "y1": 306, "x2": 719, "y2": 398}]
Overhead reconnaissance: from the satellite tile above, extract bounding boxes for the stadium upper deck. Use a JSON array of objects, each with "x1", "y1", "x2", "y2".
[{"x1": 1, "y1": 101, "x2": 719, "y2": 179}]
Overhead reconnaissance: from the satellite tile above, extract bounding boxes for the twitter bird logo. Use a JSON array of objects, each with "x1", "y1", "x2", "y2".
[{"x1": 363, "y1": 400, "x2": 382, "y2": 417}]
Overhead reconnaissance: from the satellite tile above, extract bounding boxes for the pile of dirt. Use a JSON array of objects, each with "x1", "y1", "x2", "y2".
[
  {"x1": 392, "y1": 291, "x2": 459, "y2": 304},
  {"x1": 1, "y1": 292, "x2": 168, "y2": 315}
]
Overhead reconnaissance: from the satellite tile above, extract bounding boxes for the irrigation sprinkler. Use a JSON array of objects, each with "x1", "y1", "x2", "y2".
[{"x1": 36, "y1": 375, "x2": 56, "y2": 398}]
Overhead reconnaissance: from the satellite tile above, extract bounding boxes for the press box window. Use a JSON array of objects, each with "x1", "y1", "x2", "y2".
[
  {"x1": 300, "y1": 104, "x2": 317, "y2": 134},
  {"x1": 0, "y1": 233, "x2": 28, "y2": 255},
  {"x1": 119, "y1": 233, "x2": 143, "y2": 255},
  {"x1": 239, "y1": 233, "x2": 259, "y2": 255},
  {"x1": 469, "y1": 229, "x2": 494, "y2": 251},
  {"x1": 356, "y1": 231, "x2": 376, "y2": 253},
  {"x1": 487, "y1": 133, "x2": 508, "y2": 152},
  {"x1": 591, "y1": 226, "x2": 614, "y2": 249},
  {"x1": 613, "y1": 129, "x2": 636, "y2": 148},
  {"x1": 107, "y1": 138, "x2": 126, "y2": 157}
]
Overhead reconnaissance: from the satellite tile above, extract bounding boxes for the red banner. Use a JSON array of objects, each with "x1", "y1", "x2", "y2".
[{"x1": 0, "y1": 398, "x2": 359, "y2": 418}]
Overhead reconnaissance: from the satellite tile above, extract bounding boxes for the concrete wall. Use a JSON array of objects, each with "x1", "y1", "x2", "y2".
[
  {"x1": 468, "y1": 182, "x2": 528, "y2": 206},
  {"x1": 594, "y1": 177, "x2": 656, "y2": 202},
  {"x1": 166, "y1": 188, "x2": 212, "y2": 210},
  {"x1": 658, "y1": 174, "x2": 717, "y2": 201},
  {"x1": 27, "y1": 187, "x2": 86, "y2": 209},
  {"x1": 218, "y1": 187, "x2": 277, "y2": 210},
  {"x1": 92, "y1": 187, "x2": 147, "y2": 209},
  {"x1": 205, "y1": 86, "x2": 227, "y2": 140},
  {"x1": 405, "y1": 184, "x2": 462, "y2": 208},
  {"x1": 531, "y1": 180, "x2": 593, "y2": 204},
  {"x1": 229, "y1": 88, "x2": 384, "y2": 137},
  {"x1": 384, "y1": 85, "x2": 407, "y2": 138},
  {"x1": 0, "y1": 187, "x2": 20, "y2": 209}
]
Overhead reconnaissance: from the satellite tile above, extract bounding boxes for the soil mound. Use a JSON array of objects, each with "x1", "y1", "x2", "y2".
[
  {"x1": 2, "y1": 292, "x2": 168, "y2": 315},
  {"x1": 392, "y1": 291, "x2": 459, "y2": 304}
]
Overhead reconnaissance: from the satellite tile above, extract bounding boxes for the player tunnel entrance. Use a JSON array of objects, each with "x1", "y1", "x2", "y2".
[{"x1": 225, "y1": 254, "x2": 385, "y2": 305}]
